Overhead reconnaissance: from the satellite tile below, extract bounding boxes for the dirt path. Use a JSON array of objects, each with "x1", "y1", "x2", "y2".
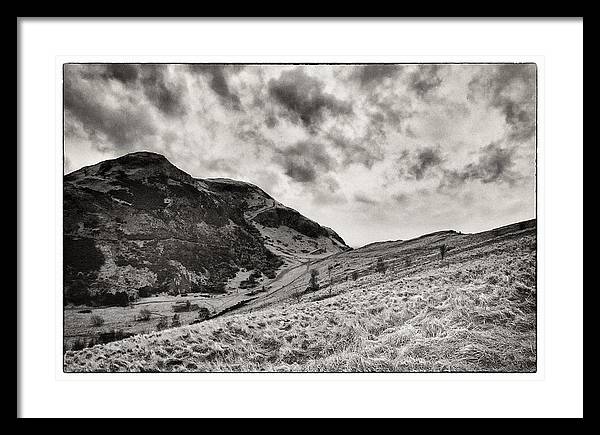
[{"x1": 233, "y1": 258, "x2": 322, "y2": 313}]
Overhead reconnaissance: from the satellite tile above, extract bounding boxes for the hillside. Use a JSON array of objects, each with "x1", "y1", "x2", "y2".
[
  {"x1": 64, "y1": 219, "x2": 536, "y2": 372},
  {"x1": 63, "y1": 152, "x2": 349, "y2": 306}
]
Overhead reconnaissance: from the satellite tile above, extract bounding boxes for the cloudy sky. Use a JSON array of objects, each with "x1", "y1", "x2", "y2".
[{"x1": 64, "y1": 63, "x2": 536, "y2": 247}]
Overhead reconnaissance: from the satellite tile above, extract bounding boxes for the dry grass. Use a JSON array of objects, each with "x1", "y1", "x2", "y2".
[
  {"x1": 64, "y1": 228, "x2": 536, "y2": 373},
  {"x1": 63, "y1": 292, "x2": 249, "y2": 352}
]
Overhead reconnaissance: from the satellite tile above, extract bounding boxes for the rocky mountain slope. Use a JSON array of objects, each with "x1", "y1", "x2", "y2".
[{"x1": 63, "y1": 152, "x2": 350, "y2": 306}]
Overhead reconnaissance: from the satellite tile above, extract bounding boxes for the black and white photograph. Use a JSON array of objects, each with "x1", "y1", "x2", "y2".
[
  {"x1": 62, "y1": 63, "x2": 537, "y2": 373},
  {"x1": 17, "y1": 17, "x2": 583, "y2": 419}
]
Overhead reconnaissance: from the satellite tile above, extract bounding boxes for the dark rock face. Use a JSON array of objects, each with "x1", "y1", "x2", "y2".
[
  {"x1": 63, "y1": 152, "x2": 349, "y2": 306},
  {"x1": 253, "y1": 207, "x2": 345, "y2": 244}
]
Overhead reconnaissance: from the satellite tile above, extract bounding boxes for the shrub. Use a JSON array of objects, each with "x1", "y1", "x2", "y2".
[
  {"x1": 90, "y1": 314, "x2": 105, "y2": 327},
  {"x1": 197, "y1": 307, "x2": 211, "y2": 321},
  {"x1": 70, "y1": 338, "x2": 88, "y2": 351},
  {"x1": 156, "y1": 316, "x2": 169, "y2": 331},
  {"x1": 376, "y1": 257, "x2": 387, "y2": 274},
  {"x1": 98, "y1": 329, "x2": 131, "y2": 344},
  {"x1": 351, "y1": 271, "x2": 359, "y2": 281},
  {"x1": 64, "y1": 279, "x2": 91, "y2": 306},
  {"x1": 94, "y1": 291, "x2": 130, "y2": 307},
  {"x1": 293, "y1": 288, "x2": 304, "y2": 303},
  {"x1": 137, "y1": 308, "x2": 152, "y2": 321},
  {"x1": 240, "y1": 270, "x2": 262, "y2": 289},
  {"x1": 171, "y1": 314, "x2": 181, "y2": 328},
  {"x1": 137, "y1": 286, "x2": 155, "y2": 298}
]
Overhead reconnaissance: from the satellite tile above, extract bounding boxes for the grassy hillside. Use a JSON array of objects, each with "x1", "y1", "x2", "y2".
[{"x1": 64, "y1": 220, "x2": 536, "y2": 372}]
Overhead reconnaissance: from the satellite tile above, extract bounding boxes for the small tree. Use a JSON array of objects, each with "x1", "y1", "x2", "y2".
[
  {"x1": 376, "y1": 257, "x2": 387, "y2": 274},
  {"x1": 137, "y1": 308, "x2": 152, "y2": 321},
  {"x1": 440, "y1": 244, "x2": 447, "y2": 260},
  {"x1": 351, "y1": 270, "x2": 359, "y2": 281},
  {"x1": 327, "y1": 264, "x2": 334, "y2": 295},
  {"x1": 171, "y1": 314, "x2": 181, "y2": 328},
  {"x1": 197, "y1": 307, "x2": 210, "y2": 321},
  {"x1": 293, "y1": 288, "x2": 303, "y2": 303},
  {"x1": 156, "y1": 316, "x2": 169, "y2": 331},
  {"x1": 90, "y1": 314, "x2": 105, "y2": 327},
  {"x1": 308, "y1": 269, "x2": 319, "y2": 292}
]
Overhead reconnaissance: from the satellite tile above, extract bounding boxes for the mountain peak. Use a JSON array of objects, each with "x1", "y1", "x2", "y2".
[
  {"x1": 66, "y1": 151, "x2": 193, "y2": 184},
  {"x1": 114, "y1": 150, "x2": 170, "y2": 163}
]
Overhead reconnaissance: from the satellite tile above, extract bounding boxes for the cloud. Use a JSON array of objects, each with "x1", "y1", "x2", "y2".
[
  {"x1": 265, "y1": 113, "x2": 278, "y2": 128},
  {"x1": 368, "y1": 95, "x2": 413, "y2": 130},
  {"x1": 268, "y1": 68, "x2": 353, "y2": 131},
  {"x1": 309, "y1": 176, "x2": 347, "y2": 205},
  {"x1": 188, "y1": 65, "x2": 242, "y2": 110},
  {"x1": 409, "y1": 65, "x2": 443, "y2": 98},
  {"x1": 140, "y1": 65, "x2": 187, "y2": 117},
  {"x1": 273, "y1": 140, "x2": 334, "y2": 183},
  {"x1": 100, "y1": 64, "x2": 140, "y2": 84},
  {"x1": 64, "y1": 156, "x2": 73, "y2": 173},
  {"x1": 354, "y1": 192, "x2": 379, "y2": 205},
  {"x1": 326, "y1": 128, "x2": 385, "y2": 169},
  {"x1": 409, "y1": 146, "x2": 444, "y2": 180},
  {"x1": 469, "y1": 64, "x2": 536, "y2": 143},
  {"x1": 64, "y1": 65, "x2": 158, "y2": 149},
  {"x1": 352, "y1": 64, "x2": 404, "y2": 88},
  {"x1": 397, "y1": 146, "x2": 444, "y2": 180},
  {"x1": 441, "y1": 141, "x2": 521, "y2": 187},
  {"x1": 391, "y1": 192, "x2": 409, "y2": 204}
]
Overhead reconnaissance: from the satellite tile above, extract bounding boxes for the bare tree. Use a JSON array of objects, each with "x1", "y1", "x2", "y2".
[
  {"x1": 440, "y1": 244, "x2": 447, "y2": 260},
  {"x1": 308, "y1": 269, "x2": 320, "y2": 292}
]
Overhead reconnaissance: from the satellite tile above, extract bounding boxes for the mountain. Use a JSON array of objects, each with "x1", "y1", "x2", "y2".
[{"x1": 63, "y1": 151, "x2": 350, "y2": 306}]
